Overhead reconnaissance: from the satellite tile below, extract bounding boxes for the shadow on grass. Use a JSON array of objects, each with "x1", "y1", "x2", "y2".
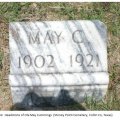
[{"x1": 11, "y1": 89, "x2": 86, "y2": 110}]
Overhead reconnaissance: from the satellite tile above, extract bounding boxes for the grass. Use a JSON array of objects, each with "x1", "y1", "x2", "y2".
[
  {"x1": 0, "y1": 2, "x2": 120, "y2": 110},
  {"x1": 0, "y1": 52, "x2": 3, "y2": 70},
  {"x1": 84, "y1": 90, "x2": 120, "y2": 110}
]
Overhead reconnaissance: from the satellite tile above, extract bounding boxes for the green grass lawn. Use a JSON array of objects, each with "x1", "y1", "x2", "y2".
[{"x1": 0, "y1": 2, "x2": 120, "y2": 110}]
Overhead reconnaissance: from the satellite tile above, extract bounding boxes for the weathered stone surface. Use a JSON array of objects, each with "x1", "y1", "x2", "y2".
[
  {"x1": 9, "y1": 20, "x2": 109, "y2": 109},
  {"x1": 9, "y1": 21, "x2": 107, "y2": 74},
  {"x1": 9, "y1": 73, "x2": 108, "y2": 86}
]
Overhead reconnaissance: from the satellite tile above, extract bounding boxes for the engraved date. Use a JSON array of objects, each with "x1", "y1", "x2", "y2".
[{"x1": 18, "y1": 54, "x2": 99, "y2": 68}]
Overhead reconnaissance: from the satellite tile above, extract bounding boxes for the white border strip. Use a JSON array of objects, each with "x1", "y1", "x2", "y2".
[{"x1": 0, "y1": 111, "x2": 120, "y2": 120}]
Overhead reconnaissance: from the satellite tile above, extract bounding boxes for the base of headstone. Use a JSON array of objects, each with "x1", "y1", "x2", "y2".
[
  {"x1": 10, "y1": 85, "x2": 108, "y2": 110},
  {"x1": 9, "y1": 72, "x2": 109, "y2": 110}
]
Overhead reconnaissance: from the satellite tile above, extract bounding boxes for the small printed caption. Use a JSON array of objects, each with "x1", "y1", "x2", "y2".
[{"x1": 0, "y1": 113, "x2": 113, "y2": 118}]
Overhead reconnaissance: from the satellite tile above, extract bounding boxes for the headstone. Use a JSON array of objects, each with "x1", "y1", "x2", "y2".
[{"x1": 9, "y1": 20, "x2": 109, "y2": 109}]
